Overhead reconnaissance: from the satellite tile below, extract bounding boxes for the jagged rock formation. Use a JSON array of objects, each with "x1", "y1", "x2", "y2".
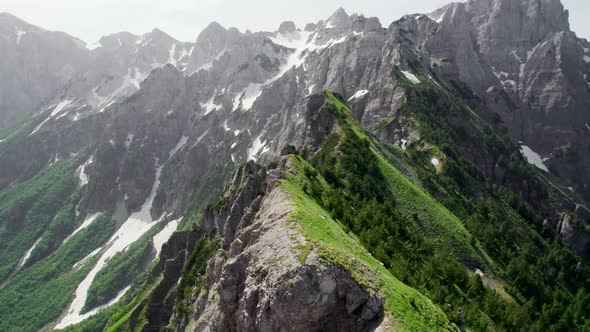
[
  {"x1": 0, "y1": 0, "x2": 589, "y2": 330},
  {"x1": 181, "y1": 160, "x2": 383, "y2": 331}
]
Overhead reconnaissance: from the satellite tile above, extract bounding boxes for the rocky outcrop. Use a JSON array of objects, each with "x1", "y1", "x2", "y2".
[{"x1": 176, "y1": 158, "x2": 384, "y2": 332}]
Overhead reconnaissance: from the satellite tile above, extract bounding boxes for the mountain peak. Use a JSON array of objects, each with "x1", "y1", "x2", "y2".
[
  {"x1": 327, "y1": 7, "x2": 350, "y2": 27},
  {"x1": 278, "y1": 21, "x2": 297, "y2": 34},
  {"x1": 148, "y1": 28, "x2": 175, "y2": 41},
  {"x1": 0, "y1": 12, "x2": 41, "y2": 31}
]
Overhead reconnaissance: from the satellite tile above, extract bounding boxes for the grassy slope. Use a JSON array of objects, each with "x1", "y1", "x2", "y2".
[
  {"x1": 0, "y1": 213, "x2": 116, "y2": 331},
  {"x1": 324, "y1": 90, "x2": 490, "y2": 266},
  {"x1": 0, "y1": 156, "x2": 81, "y2": 280},
  {"x1": 82, "y1": 226, "x2": 156, "y2": 313},
  {"x1": 280, "y1": 155, "x2": 457, "y2": 331}
]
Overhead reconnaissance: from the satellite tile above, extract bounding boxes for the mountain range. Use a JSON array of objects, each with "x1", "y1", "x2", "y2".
[{"x1": 0, "y1": 0, "x2": 588, "y2": 331}]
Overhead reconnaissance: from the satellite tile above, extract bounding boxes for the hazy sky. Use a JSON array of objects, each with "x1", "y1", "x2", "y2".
[{"x1": 1, "y1": 0, "x2": 588, "y2": 43}]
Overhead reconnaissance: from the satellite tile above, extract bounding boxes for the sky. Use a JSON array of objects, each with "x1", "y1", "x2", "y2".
[{"x1": 1, "y1": 0, "x2": 588, "y2": 43}]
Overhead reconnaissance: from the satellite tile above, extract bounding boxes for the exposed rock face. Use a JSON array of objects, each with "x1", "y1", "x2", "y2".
[
  {"x1": 424, "y1": 0, "x2": 590, "y2": 202},
  {"x1": 184, "y1": 159, "x2": 383, "y2": 332},
  {"x1": 0, "y1": 0, "x2": 587, "y2": 256},
  {"x1": 0, "y1": 1, "x2": 589, "y2": 329},
  {"x1": 0, "y1": 13, "x2": 88, "y2": 128}
]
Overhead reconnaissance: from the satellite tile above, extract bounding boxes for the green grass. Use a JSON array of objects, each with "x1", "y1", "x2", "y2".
[
  {"x1": 0, "y1": 156, "x2": 82, "y2": 280},
  {"x1": 83, "y1": 229, "x2": 154, "y2": 313},
  {"x1": 0, "y1": 113, "x2": 35, "y2": 147},
  {"x1": 280, "y1": 155, "x2": 457, "y2": 331},
  {"x1": 0, "y1": 212, "x2": 116, "y2": 332},
  {"x1": 323, "y1": 90, "x2": 489, "y2": 266}
]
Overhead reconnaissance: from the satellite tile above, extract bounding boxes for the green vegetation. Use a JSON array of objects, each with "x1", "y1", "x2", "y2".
[
  {"x1": 173, "y1": 230, "x2": 219, "y2": 322},
  {"x1": 58, "y1": 272, "x2": 151, "y2": 332},
  {"x1": 281, "y1": 155, "x2": 456, "y2": 331},
  {"x1": 0, "y1": 113, "x2": 34, "y2": 149},
  {"x1": 103, "y1": 229, "x2": 218, "y2": 331},
  {"x1": 83, "y1": 229, "x2": 153, "y2": 313},
  {"x1": 0, "y1": 212, "x2": 116, "y2": 332},
  {"x1": 279, "y1": 90, "x2": 590, "y2": 331},
  {"x1": 391, "y1": 68, "x2": 590, "y2": 330},
  {"x1": 0, "y1": 156, "x2": 81, "y2": 280},
  {"x1": 28, "y1": 187, "x2": 86, "y2": 264}
]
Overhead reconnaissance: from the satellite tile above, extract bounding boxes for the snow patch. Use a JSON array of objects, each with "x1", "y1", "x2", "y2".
[
  {"x1": 152, "y1": 219, "x2": 180, "y2": 260},
  {"x1": 201, "y1": 92, "x2": 222, "y2": 115},
  {"x1": 510, "y1": 50, "x2": 523, "y2": 63},
  {"x1": 233, "y1": 83, "x2": 264, "y2": 112},
  {"x1": 475, "y1": 268, "x2": 485, "y2": 277},
  {"x1": 167, "y1": 43, "x2": 178, "y2": 67},
  {"x1": 76, "y1": 155, "x2": 94, "y2": 187},
  {"x1": 348, "y1": 89, "x2": 369, "y2": 101},
  {"x1": 168, "y1": 136, "x2": 188, "y2": 160},
  {"x1": 86, "y1": 40, "x2": 102, "y2": 50},
  {"x1": 519, "y1": 145, "x2": 549, "y2": 172},
  {"x1": 428, "y1": 75, "x2": 442, "y2": 88},
  {"x1": 97, "y1": 100, "x2": 116, "y2": 113},
  {"x1": 428, "y1": 11, "x2": 446, "y2": 23},
  {"x1": 401, "y1": 70, "x2": 421, "y2": 84},
  {"x1": 64, "y1": 212, "x2": 102, "y2": 245},
  {"x1": 247, "y1": 134, "x2": 270, "y2": 161},
  {"x1": 195, "y1": 130, "x2": 208, "y2": 146},
  {"x1": 50, "y1": 99, "x2": 75, "y2": 117},
  {"x1": 486, "y1": 86, "x2": 495, "y2": 93},
  {"x1": 16, "y1": 237, "x2": 42, "y2": 270},
  {"x1": 29, "y1": 117, "x2": 51, "y2": 136},
  {"x1": 196, "y1": 48, "x2": 227, "y2": 72},
  {"x1": 72, "y1": 247, "x2": 102, "y2": 270},
  {"x1": 125, "y1": 133, "x2": 134, "y2": 149},
  {"x1": 584, "y1": 56, "x2": 590, "y2": 63},
  {"x1": 56, "y1": 156, "x2": 167, "y2": 328},
  {"x1": 16, "y1": 29, "x2": 26, "y2": 44},
  {"x1": 223, "y1": 119, "x2": 231, "y2": 132}
]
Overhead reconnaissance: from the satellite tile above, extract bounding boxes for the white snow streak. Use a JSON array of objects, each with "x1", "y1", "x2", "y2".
[
  {"x1": 72, "y1": 247, "x2": 102, "y2": 270},
  {"x1": 201, "y1": 92, "x2": 222, "y2": 115},
  {"x1": 56, "y1": 142, "x2": 180, "y2": 327},
  {"x1": 16, "y1": 237, "x2": 42, "y2": 270},
  {"x1": 63, "y1": 212, "x2": 101, "y2": 245},
  {"x1": 169, "y1": 136, "x2": 188, "y2": 160},
  {"x1": 50, "y1": 99, "x2": 75, "y2": 117},
  {"x1": 520, "y1": 145, "x2": 549, "y2": 172},
  {"x1": 16, "y1": 29, "x2": 26, "y2": 44},
  {"x1": 152, "y1": 219, "x2": 180, "y2": 260},
  {"x1": 247, "y1": 134, "x2": 270, "y2": 161},
  {"x1": 401, "y1": 70, "x2": 421, "y2": 84},
  {"x1": 76, "y1": 155, "x2": 94, "y2": 187},
  {"x1": 348, "y1": 90, "x2": 369, "y2": 101}
]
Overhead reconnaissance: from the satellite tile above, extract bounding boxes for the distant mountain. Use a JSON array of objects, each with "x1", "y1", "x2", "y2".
[{"x1": 0, "y1": 0, "x2": 588, "y2": 331}]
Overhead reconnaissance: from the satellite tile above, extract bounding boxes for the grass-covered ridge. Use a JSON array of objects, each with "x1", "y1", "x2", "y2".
[
  {"x1": 319, "y1": 90, "x2": 489, "y2": 266},
  {"x1": 280, "y1": 155, "x2": 457, "y2": 331},
  {"x1": 386, "y1": 70, "x2": 590, "y2": 330},
  {"x1": 277, "y1": 90, "x2": 590, "y2": 331}
]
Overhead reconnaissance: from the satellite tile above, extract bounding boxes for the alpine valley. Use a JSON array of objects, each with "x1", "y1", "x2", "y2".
[{"x1": 0, "y1": 0, "x2": 589, "y2": 331}]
